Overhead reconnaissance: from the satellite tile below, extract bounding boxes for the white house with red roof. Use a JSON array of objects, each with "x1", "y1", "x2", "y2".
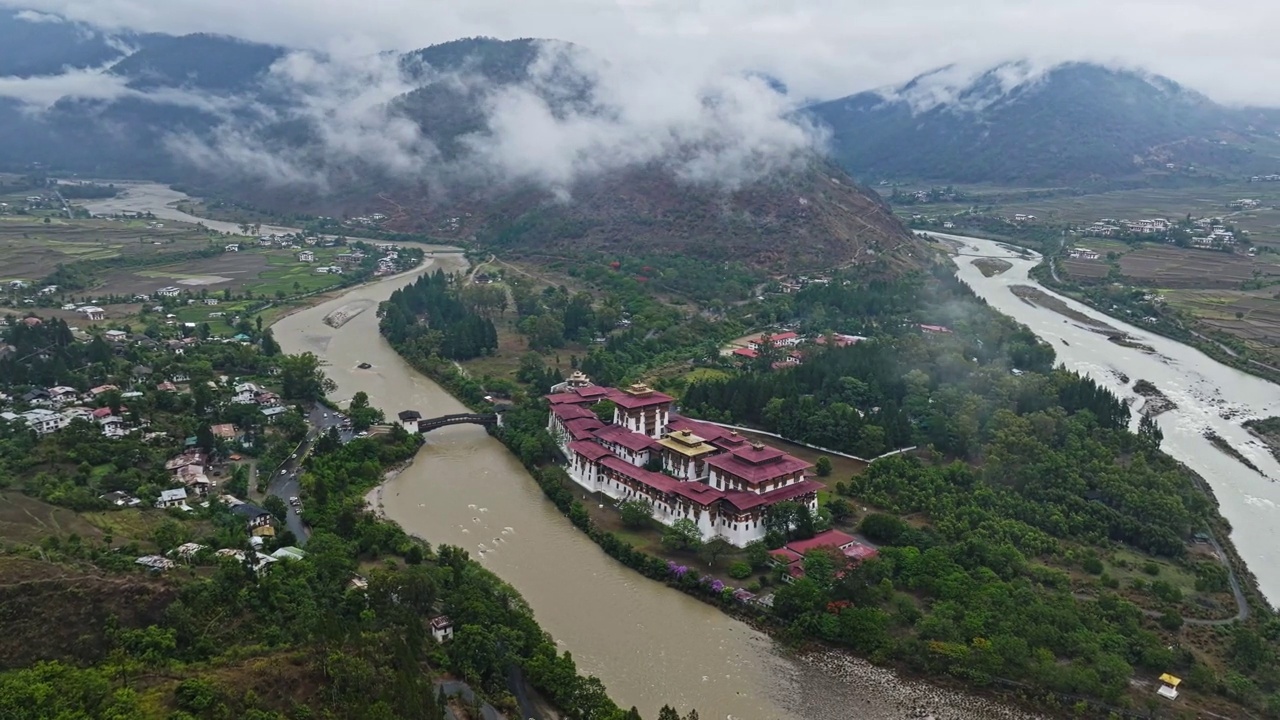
[
  {"x1": 769, "y1": 529, "x2": 879, "y2": 582},
  {"x1": 547, "y1": 382, "x2": 820, "y2": 547},
  {"x1": 746, "y1": 331, "x2": 801, "y2": 351}
]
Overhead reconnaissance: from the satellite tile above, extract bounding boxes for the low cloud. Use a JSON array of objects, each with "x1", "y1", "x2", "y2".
[{"x1": 162, "y1": 41, "x2": 823, "y2": 196}]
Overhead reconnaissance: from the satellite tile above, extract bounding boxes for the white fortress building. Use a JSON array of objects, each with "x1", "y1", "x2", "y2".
[{"x1": 546, "y1": 381, "x2": 820, "y2": 547}]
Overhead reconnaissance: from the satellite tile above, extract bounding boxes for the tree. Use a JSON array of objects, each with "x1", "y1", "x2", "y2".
[
  {"x1": 661, "y1": 518, "x2": 703, "y2": 553},
  {"x1": 591, "y1": 399, "x2": 617, "y2": 425},
  {"x1": 619, "y1": 499, "x2": 654, "y2": 529},
  {"x1": 697, "y1": 539, "x2": 731, "y2": 568},
  {"x1": 815, "y1": 456, "x2": 833, "y2": 477},
  {"x1": 264, "y1": 495, "x2": 288, "y2": 523},
  {"x1": 348, "y1": 391, "x2": 384, "y2": 431},
  {"x1": 280, "y1": 352, "x2": 334, "y2": 402}
]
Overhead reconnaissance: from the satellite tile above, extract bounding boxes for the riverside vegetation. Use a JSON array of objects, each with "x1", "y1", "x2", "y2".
[
  {"x1": 0, "y1": 316, "x2": 685, "y2": 719},
  {"x1": 383, "y1": 261, "x2": 1280, "y2": 719}
]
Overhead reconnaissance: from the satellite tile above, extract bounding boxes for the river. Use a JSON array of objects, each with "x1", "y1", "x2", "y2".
[
  {"x1": 82, "y1": 182, "x2": 302, "y2": 237},
  {"x1": 947, "y1": 233, "x2": 1280, "y2": 605},
  {"x1": 96, "y1": 182, "x2": 1043, "y2": 718}
]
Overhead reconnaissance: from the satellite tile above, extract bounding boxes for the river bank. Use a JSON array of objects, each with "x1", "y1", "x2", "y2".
[{"x1": 943, "y1": 232, "x2": 1280, "y2": 607}]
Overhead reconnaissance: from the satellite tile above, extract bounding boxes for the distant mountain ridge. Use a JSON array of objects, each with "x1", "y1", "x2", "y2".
[
  {"x1": 0, "y1": 14, "x2": 921, "y2": 273},
  {"x1": 809, "y1": 61, "x2": 1280, "y2": 185}
]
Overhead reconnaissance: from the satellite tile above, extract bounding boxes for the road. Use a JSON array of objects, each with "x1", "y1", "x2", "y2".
[{"x1": 264, "y1": 405, "x2": 356, "y2": 545}]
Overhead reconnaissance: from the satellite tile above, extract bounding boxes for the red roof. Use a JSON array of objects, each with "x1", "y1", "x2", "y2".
[
  {"x1": 722, "y1": 479, "x2": 823, "y2": 512},
  {"x1": 764, "y1": 331, "x2": 798, "y2": 342},
  {"x1": 769, "y1": 547, "x2": 803, "y2": 565},
  {"x1": 607, "y1": 386, "x2": 674, "y2": 410},
  {"x1": 843, "y1": 543, "x2": 880, "y2": 561},
  {"x1": 594, "y1": 424, "x2": 659, "y2": 453},
  {"x1": 785, "y1": 529, "x2": 855, "y2": 555},
  {"x1": 576, "y1": 386, "x2": 611, "y2": 398},
  {"x1": 552, "y1": 404, "x2": 597, "y2": 422},
  {"x1": 91, "y1": 407, "x2": 114, "y2": 418},
  {"x1": 919, "y1": 324, "x2": 952, "y2": 334},
  {"x1": 563, "y1": 417, "x2": 605, "y2": 440},
  {"x1": 668, "y1": 481, "x2": 724, "y2": 507},
  {"x1": 568, "y1": 440, "x2": 614, "y2": 462},
  {"x1": 599, "y1": 456, "x2": 678, "y2": 493},
  {"x1": 706, "y1": 443, "x2": 811, "y2": 486},
  {"x1": 732, "y1": 348, "x2": 759, "y2": 359},
  {"x1": 546, "y1": 391, "x2": 595, "y2": 406},
  {"x1": 666, "y1": 416, "x2": 730, "y2": 441}
]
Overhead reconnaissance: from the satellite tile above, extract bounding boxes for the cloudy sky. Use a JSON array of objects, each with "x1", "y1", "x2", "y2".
[{"x1": 3, "y1": 0, "x2": 1279, "y2": 105}]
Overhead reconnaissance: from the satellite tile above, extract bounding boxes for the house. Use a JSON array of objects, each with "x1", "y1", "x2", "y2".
[
  {"x1": 397, "y1": 410, "x2": 423, "y2": 432},
  {"x1": 47, "y1": 386, "x2": 79, "y2": 405},
  {"x1": 90, "y1": 384, "x2": 118, "y2": 397},
  {"x1": 429, "y1": 616, "x2": 455, "y2": 643},
  {"x1": 21, "y1": 317, "x2": 41, "y2": 327},
  {"x1": 100, "y1": 490, "x2": 142, "y2": 507},
  {"x1": 157, "y1": 381, "x2": 178, "y2": 393},
  {"x1": 942, "y1": 221, "x2": 955, "y2": 229},
  {"x1": 156, "y1": 488, "x2": 188, "y2": 508},
  {"x1": 747, "y1": 331, "x2": 800, "y2": 350},
  {"x1": 232, "y1": 503, "x2": 273, "y2": 528},
  {"x1": 315, "y1": 265, "x2": 344, "y2": 274},
  {"x1": 1068, "y1": 248, "x2": 1100, "y2": 260},
  {"x1": 19, "y1": 409, "x2": 64, "y2": 434},
  {"x1": 732, "y1": 347, "x2": 759, "y2": 360},
  {"x1": 224, "y1": 243, "x2": 240, "y2": 252},
  {"x1": 80, "y1": 306, "x2": 105, "y2": 321},
  {"x1": 22, "y1": 388, "x2": 51, "y2": 406},
  {"x1": 262, "y1": 406, "x2": 288, "y2": 419},
  {"x1": 136, "y1": 555, "x2": 176, "y2": 571},
  {"x1": 204, "y1": 298, "x2": 220, "y2": 306},
  {"x1": 1157, "y1": 673, "x2": 1182, "y2": 700},
  {"x1": 255, "y1": 390, "x2": 280, "y2": 407},
  {"x1": 271, "y1": 546, "x2": 306, "y2": 561},
  {"x1": 233, "y1": 382, "x2": 260, "y2": 404},
  {"x1": 210, "y1": 423, "x2": 240, "y2": 440},
  {"x1": 297, "y1": 250, "x2": 315, "y2": 263},
  {"x1": 547, "y1": 384, "x2": 821, "y2": 547},
  {"x1": 157, "y1": 286, "x2": 181, "y2": 297},
  {"x1": 768, "y1": 529, "x2": 879, "y2": 582},
  {"x1": 918, "y1": 324, "x2": 952, "y2": 334}
]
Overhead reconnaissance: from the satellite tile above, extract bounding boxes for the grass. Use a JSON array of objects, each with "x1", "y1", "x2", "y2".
[
  {"x1": 80, "y1": 508, "x2": 180, "y2": 545},
  {"x1": 1105, "y1": 548, "x2": 1199, "y2": 597},
  {"x1": 0, "y1": 492, "x2": 104, "y2": 546}
]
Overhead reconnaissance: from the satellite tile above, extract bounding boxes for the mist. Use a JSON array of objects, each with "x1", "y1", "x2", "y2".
[{"x1": 156, "y1": 40, "x2": 825, "y2": 195}]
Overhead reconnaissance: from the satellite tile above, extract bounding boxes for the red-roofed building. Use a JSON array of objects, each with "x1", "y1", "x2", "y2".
[
  {"x1": 732, "y1": 347, "x2": 758, "y2": 360},
  {"x1": 548, "y1": 386, "x2": 822, "y2": 547},
  {"x1": 607, "y1": 383, "x2": 673, "y2": 438},
  {"x1": 919, "y1": 324, "x2": 952, "y2": 334},
  {"x1": 747, "y1": 331, "x2": 800, "y2": 350},
  {"x1": 769, "y1": 529, "x2": 880, "y2": 582}
]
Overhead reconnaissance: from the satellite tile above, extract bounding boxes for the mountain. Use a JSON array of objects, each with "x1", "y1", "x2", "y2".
[
  {"x1": 0, "y1": 15, "x2": 921, "y2": 273},
  {"x1": 809, "y1": 62, "x2": 1280, "y2": 185},
  {"x1": 372, "y1": 159, "x2": 921, "y2": 273}
]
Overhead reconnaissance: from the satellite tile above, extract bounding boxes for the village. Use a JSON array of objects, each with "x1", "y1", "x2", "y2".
[{"x1": 1079, "y1": 213, "x2": 1248, "y2": 252}]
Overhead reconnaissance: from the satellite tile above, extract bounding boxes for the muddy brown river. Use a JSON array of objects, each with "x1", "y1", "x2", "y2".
[{"x1": 270, "y1": 256, "x2": 1039, "y2": 720}]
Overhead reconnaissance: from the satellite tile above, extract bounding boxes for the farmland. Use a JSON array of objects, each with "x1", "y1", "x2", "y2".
[
  {"x1": 0, "y1": 216, "x2": 217, "y2": 286},
  {"x1": 1114, "y1": 246, "x2": 1280, "y2": 289}
]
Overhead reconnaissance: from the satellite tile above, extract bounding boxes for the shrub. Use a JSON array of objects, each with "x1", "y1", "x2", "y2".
[{"x1": 728, "y1": 562, "x2": 752, "y2": 580}]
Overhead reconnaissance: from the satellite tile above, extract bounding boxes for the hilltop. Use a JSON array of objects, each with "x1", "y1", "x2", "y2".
[
  {"x1": 0, "y1": 16, "x2": 923, "y2": 274},
  {"x1": 809, "y1": 62, "x2": 1280, "y2": 185}
]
